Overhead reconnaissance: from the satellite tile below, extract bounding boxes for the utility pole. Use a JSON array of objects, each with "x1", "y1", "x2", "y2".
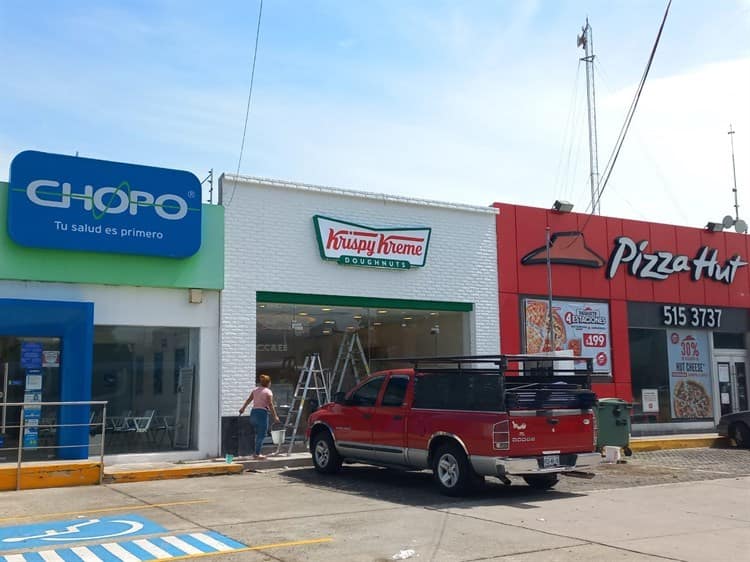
[
  {"x1": 578, "y1": 19, "x2": 601, "y2": 215},
  {"x1": 728, "y1": 125, "x2": 739, "y2": 222}
]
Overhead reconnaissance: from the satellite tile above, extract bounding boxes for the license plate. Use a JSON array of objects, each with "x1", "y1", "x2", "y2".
[{"x1": 543, "y1": 454, "x2": 560, "y2": 468}]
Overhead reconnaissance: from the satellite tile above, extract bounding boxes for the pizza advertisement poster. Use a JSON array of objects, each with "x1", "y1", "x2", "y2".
[
  {"x1": 666, "y1": 330, "x2": 714, "y2": 419},
  {"x1": 522, "y1": 298, "x2": 612, "y2": 373}
]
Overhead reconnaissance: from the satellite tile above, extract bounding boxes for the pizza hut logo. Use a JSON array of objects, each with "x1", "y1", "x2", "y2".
[
  {"x1": 512, "y1": 421, "x2": 527, "y2": 430},
  {"x1": 313, "y1": 215, "x2": 431, "y2": 270},
  {"x1": 521, "y1": 231, "x2": 605, "y2": 268}
]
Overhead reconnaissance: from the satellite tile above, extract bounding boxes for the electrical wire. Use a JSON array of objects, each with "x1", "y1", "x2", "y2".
[
  {"x1": 594, "y1": 58, "x2": 690, "y2": 224},
  {"x1": 553, "y1": 61, "x2": 582, "y2": 202},
  {"x1": 226, "y1": 0, "x2": 264, "y2": 207},
  {"x1": 577, "y1": 0, "x2": 672, "y2": 234}
]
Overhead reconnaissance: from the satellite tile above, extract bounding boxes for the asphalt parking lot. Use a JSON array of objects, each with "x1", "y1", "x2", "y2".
[{"x1": 1, "y1": 447, "x2": 749, "y2": 562}]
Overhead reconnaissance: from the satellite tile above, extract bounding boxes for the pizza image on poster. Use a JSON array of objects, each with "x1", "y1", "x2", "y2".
[
  {"x1": 666, "y1": 331, "x2": 714, "y2": 419},
  {"x1": 522, "y1": 298, "x2": 611, "y2": 373}
]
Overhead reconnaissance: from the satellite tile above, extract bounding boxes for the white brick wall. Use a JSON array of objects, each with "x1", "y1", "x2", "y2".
[{"x1": 220, "y1": 175, "x2": 500, "y2": 416}]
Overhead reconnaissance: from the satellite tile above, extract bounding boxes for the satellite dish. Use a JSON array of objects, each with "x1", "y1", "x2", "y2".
[
  {"x1": 734, "y1": 219, "x2": 748, "y2": 234},
  {"x1": 722, "y1": 215, "x2": 735, "y2": 229}
]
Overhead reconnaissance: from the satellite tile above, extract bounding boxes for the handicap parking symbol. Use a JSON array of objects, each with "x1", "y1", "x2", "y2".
[{"x1": 0, "y1": 514, "x2": 165, "y2": 551}]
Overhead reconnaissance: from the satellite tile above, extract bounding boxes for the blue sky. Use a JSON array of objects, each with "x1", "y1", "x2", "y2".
[{"x1": 1, "y1": 1, "x2": 749, "y2": 227}]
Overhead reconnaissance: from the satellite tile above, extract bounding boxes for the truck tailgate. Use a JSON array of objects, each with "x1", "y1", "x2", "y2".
[{"x1": 508, "y1": 409, "x2": 595, "y2": 455}]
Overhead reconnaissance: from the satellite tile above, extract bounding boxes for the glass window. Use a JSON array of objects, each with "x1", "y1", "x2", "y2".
[
  {"x1": 349, "y1": 377, "x2": 385, "y2": 407},
  {"x1": 414, "y1": 373, "x2": 503, "y2": 411},
  {"x1": 713, "y1": 332, "x2": 745, "y2": 350},
  {"x1": 381, "y1": 375, "x2": 409, "y2": 407},
  {"x1": 92, "y1": 326, "x2": 198, "y2": 454},
  {"x1": 629, "y1": 328, "x2": 671, "y2": 423}
]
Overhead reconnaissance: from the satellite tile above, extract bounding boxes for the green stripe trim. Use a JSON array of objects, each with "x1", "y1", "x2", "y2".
[{"x1": 256, "y1": 291, "x2": 473, "y2": 312}]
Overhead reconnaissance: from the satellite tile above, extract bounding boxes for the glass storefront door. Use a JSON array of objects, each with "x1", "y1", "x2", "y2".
[
  {"x1": 715, "y1": 353, "x2": 749, "y2": 416},
  {"x1": 0, "y1": 337, "x2": 61, "y2": 462}
]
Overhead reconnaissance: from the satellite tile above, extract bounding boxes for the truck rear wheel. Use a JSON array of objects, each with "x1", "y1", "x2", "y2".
[
  {"x1": 523, "y1": 474, "x2": 559, "y2": 490},
  {"x1": 432, "y1": 443, "x2": 473, "y2": 496},
  {"x1": 311, "y1": 431, "x2": 342, "y2": 474}
]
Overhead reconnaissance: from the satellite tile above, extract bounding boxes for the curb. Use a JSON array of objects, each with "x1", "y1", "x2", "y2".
[
  {"x1": 104, "y1": 463, "x2": 243, "y2": 484},
  {"x1": 239, "y1": 455, "x2": 312, "y2": 471},
  {"x1": 0, "y1": 461, "x2": 101, "y2": 492},
  {"x1": 629, "y1": 436, "x2": 731, "y2": 452}
]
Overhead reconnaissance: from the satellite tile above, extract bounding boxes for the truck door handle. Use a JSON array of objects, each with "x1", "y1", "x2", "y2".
[
  {"x1": 547, "y1": 418, "x2": 559, "y2": 425},
  {"x1": 393, "y1": 415, "x2": 403, "y2": 420}
]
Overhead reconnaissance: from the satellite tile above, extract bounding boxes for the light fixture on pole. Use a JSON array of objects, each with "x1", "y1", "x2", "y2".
[
  {"x1": 552, "y1": 200, "x2": 574, "y2": 213},
  {"x1": 545, "y1": 226, "x2": 555, "y2": 353}
]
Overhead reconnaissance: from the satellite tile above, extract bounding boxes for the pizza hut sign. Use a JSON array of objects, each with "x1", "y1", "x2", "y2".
[
  {"x1": 313, "y1": 215, "x2": 431, "y2": 270},
  {"x1": 607, "y1": 236, "x2": 747, "y2": 284}
]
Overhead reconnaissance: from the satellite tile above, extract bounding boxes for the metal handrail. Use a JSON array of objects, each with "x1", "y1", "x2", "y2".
[{"x1": 0, "y1": 400, "x2": 108, "y2": 490}]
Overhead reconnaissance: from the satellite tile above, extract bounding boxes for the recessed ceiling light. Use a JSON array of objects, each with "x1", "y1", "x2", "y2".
[
  {"x1": 324, "y1": 320, "x2": 335, "y2": 324},
  {"x1": 373, "y1": 322, "x2": 382, "y2": 326},
  {"x1": 297, "y1": 312, "x2": 308, "y2": 316},
  {"x1": 430, "y1": 312, "x2": 438, "y2": 316},
  {"x1": 403, "y1": 317, "x2": 413, "y2": 320},
  {"x1": 321, "y1": 307, "x2": 332, "y2": 312},
  {"x1": 322, "y1": 330, "x2": 331, "y2": 335},
  {"x1": 377, "y1": 310, "x2": 388, "y2": 314},
  {"x1": 353, "y1": 315, "x2": 362, "y2": 319},
  {"x1": 258, "y1": 304, "x2": 265, "y2": 308}
]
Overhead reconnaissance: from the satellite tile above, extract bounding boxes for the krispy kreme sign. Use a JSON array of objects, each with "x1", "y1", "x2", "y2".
[{"x1": 313, "y1": 215, "x2": 431, "y2": 269}]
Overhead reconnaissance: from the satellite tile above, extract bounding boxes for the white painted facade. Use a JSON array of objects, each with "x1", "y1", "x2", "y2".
[
  {"x1": 0, "y1": 281, "x2": 220, "y2": 462},
  {"x1": 220, "y1": 175, "x2": 500, "y2": 416}
]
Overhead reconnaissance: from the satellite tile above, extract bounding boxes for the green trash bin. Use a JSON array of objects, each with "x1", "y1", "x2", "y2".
[{"x1": 595, "y1": 398, "x2": 633, "y2": 456}]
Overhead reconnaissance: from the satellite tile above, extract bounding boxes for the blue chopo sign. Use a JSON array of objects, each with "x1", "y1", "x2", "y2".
[{"x1": 8, "y1": 150, "x2": 202, "y2": 258}]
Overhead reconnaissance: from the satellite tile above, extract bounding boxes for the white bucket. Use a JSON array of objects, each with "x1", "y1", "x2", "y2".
[
  {"x1": 271, "y1": 429, "x2": 286, "y2": 445},
  {"x1": 603, "y1": 446, "x2": 621, "y2": 463}
]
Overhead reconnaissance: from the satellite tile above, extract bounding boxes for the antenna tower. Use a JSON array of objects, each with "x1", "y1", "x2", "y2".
[{"x1": 577, "y1": 19, "x2": 601, "y2": 214}]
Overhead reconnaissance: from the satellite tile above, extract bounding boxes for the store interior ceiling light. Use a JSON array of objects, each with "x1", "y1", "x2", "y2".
[
  {"x1": 373, "y1": 322, "x2": 382, "y2": 326},
  {"x1": 403, "y1": 317, "x2": 413, "y2": 320},
  {"x1": 297, "y1": 312, "x2": 308, "y2": 316},
  {"x1": 377, "y1": 310, "x2": 388, "y2": 314},
  {"x1": 321, "y1": 307, "x2": 332, "y2": 312},
  {"x1": 552, "y1": 200, "x2": 574, "y2": 213},
  {"x1": 353, "y1": 315, "x2": 362, "y2": 319},
  {"x1": 430, "y1": 312, "x2": 439, "y2": 316},
  {"x1": 324, "y1": 320, "x2": 335, "y2": 324}
]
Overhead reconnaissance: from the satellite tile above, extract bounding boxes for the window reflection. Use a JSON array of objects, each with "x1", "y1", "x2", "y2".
[{"x1": 92, "y1": 326, "x2": 197, "y2": 453}]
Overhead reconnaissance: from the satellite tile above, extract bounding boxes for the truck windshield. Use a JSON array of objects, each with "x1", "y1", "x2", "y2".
[{"x1": 413, "y1": 372, "x2": 503, "y2": 411}]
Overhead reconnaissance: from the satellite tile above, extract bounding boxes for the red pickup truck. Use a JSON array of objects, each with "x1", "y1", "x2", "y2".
[{"x1": 307, "y1": 355, "x2": 602, "y2": 495}]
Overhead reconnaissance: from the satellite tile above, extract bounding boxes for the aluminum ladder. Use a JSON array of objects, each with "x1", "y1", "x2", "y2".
[
  {"x1": 330, "y1": 331, "x2": 370, "y2": 395},
  {"x1": 277, "y1": 353, "x2": 329, "y2": 455}
]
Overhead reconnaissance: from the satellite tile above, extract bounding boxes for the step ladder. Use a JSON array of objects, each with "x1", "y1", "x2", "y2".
[
  {"x1": 277, "y1": 353, "x2": 329, "y2": 456},
  {"x1": 330, "y1": 331, "x2": 370, "y2": 395}
]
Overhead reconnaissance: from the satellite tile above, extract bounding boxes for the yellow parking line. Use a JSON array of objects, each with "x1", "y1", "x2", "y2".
[
  {"x1": 168, "y1": 537, "x2": 334, "y2": 560},
  {"x1": 0, "y1": 499, "x2": 211, "y2": 524}
]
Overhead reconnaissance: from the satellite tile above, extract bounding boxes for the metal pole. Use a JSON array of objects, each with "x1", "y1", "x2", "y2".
[
  {"x1": 16, "y1": 406, "x2": 24, "y2": 491},
  {"x1": 729, "y1": 125, "x2": 740, "y2": 221},
  {"x1": 546, "y1": 227, "x2": 555, "y2": 352},
  {"x1": 1, "y1": 363, "x2": 8, "y2": 433},
  {"x1": 579, "y1": 19, "x2": 600, "y2": 214},
  {"x1": 99, "y1": 404, "x2": 107, "y2": 485}
]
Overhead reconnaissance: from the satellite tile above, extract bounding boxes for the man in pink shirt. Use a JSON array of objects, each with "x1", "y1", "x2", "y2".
[{"x1": 239, "y1": 374, "x2": 280, "y2": 459}]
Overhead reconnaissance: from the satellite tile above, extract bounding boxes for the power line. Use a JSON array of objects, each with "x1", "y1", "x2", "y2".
[
  {"x1": 578, "y1": 0, "x2": 672, "y2": 233},
  {"x1": 226, "y1": 0, "x2": 264, "y2": 206}
]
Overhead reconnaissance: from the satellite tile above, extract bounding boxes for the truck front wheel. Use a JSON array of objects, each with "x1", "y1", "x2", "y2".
[
  {"x1": 432, "y1": 443, "x2": 473, "y2": 496},
  {"x1": 311, "y1": 431, "x2": 342, "y2": 474},
  {"x1": 523, "y1": 474, "x2": 559, "y2": 490}
]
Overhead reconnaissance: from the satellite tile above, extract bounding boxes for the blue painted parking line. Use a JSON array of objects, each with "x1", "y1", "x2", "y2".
[
  {"x1": 0, "y1": 516, "x2": 165, "y2": 552},
  {"x1": 0, "y1": 531, "x2": 246, "y2": 561}
]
